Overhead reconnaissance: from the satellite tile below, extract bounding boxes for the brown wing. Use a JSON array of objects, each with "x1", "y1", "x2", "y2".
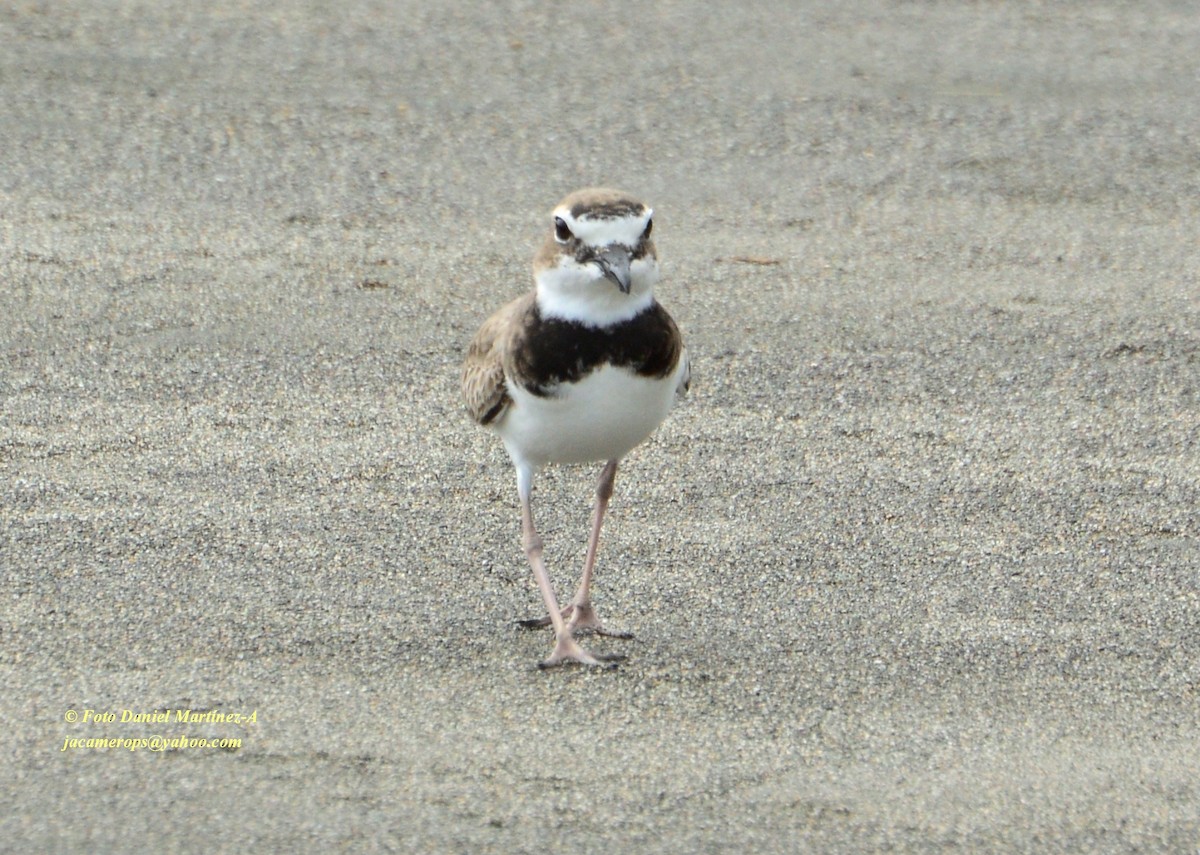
[{"x1": 461, "y1": 293, "x2": 533, "y2": 426}]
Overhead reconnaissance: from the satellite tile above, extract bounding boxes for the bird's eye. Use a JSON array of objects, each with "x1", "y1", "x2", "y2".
[
  {"x1": 642, "y1": 218, "x2": 653, "y2": 240},
  {"x1": 554, "y1": 217, "x2": 572, "y2": 243}
]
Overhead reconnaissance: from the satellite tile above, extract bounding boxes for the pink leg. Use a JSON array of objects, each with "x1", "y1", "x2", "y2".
[
  {"x1": 566, "y1": 460, "x2": 633, "y2": 638},
  {"x1": 515, "y1": 464, "x2": 622, "y2": 669},
  {"x1": 518, "y1": 460, "x2": 632, "y2": 639}
]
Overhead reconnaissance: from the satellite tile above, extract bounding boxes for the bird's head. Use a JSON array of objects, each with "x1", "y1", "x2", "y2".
[{"x1": 533, "y1": 188, "x2": 658, "y2": 326}]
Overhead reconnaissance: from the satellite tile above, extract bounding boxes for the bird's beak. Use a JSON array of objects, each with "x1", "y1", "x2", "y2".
[{"x1": 595, "y1": 246, "x2": 633, "y2": 294}]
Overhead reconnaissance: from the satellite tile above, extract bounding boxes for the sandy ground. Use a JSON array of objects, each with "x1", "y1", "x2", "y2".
[{"x1": 2, "y1": 1, "x2": 1199, "y2": 851}]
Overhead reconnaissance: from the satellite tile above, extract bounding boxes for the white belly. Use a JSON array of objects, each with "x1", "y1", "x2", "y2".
[{"x1": 497, "y1": 363, "x2": 682, "y2": 466}]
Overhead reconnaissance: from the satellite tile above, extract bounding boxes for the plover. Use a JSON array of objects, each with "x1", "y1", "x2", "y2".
[{"x1": 462, "y1": 188, "x2": 690, "y2": 668}]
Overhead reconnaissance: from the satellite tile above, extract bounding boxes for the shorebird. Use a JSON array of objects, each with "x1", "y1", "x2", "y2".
[{"x1": 461, "y1": 188, "x2": 690, "y2": 668}]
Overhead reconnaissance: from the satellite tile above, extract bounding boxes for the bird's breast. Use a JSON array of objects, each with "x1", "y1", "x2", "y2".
[{"x1": 497, "y1": 363, "x2": 683, "y2": 466}]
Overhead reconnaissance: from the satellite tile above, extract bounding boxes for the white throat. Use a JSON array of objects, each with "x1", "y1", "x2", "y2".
[{"x1": 535, "y1": 255, "x2": 658, "y2": 326}]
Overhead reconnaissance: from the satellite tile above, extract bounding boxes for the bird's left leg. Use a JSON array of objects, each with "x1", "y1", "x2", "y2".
[{"x1": 564, "y1": 459, "x2": 633, "y2": 638}]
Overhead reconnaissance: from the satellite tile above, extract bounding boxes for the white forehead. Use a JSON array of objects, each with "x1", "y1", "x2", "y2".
[{"x1": 554, "y1": 205, "x2": 652, "y2": 247}]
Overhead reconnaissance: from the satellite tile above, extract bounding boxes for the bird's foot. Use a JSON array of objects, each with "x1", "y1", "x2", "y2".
[
  {"x1": 537, "y1": 633, "x2": 626, "y2": 670},
  {"x1": 518, "y1": 602, "x2": 633, "y2": 639},
  {"x1": 567, "y1": 602, "x2": 634, "y2": 639}
]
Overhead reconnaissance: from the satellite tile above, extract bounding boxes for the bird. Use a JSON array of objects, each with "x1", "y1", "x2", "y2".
[{"x1": 461, "y1": 188, "x2": 690, "y2": 668}]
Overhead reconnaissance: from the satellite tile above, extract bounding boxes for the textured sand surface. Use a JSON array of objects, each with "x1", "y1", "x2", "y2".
[{"x1": 3, "y1": 2, "x2": 1198, "y2": 851}]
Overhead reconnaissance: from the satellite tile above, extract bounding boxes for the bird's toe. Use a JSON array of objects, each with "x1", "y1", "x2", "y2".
[{"x1": 536, "y1": 634, "x2": 625, "y2": 669}]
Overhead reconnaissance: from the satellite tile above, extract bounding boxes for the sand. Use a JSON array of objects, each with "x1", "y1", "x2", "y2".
[{"x1": 3, "y1": 1, "x2": 1198, "y2": 851}]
